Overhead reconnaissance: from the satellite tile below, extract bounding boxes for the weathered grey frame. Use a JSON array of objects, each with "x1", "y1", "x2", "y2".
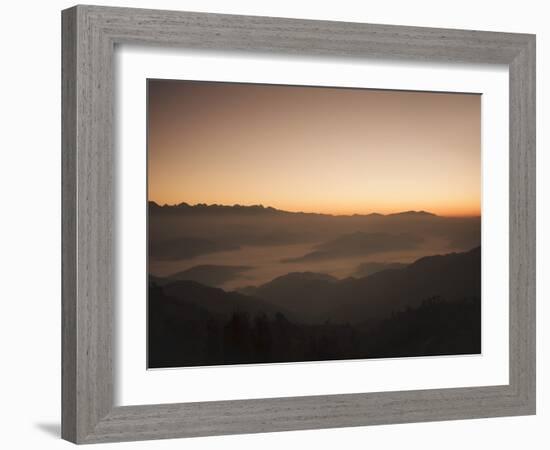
[{"x1": 61, "y1": 4, "x2": 536, "y2": 444}]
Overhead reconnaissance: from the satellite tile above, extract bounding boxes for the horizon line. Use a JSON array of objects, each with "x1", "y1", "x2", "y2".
[{"x1": 148, "y1": 200, "x2": 481, "y2": 219}]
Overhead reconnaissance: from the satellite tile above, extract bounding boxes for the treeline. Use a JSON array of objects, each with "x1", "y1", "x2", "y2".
[{"x1": 148, "y1": 283, "x2": 480, "y2": 368}]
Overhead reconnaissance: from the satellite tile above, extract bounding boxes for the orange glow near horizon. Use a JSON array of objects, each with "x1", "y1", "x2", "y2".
[{"x1": 148, "y1": 80, "x2": 481, "y2": 218}]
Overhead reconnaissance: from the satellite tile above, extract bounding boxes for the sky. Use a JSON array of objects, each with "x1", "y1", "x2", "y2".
[{"x1": 148, "y1": 79, "x2": 481, "y2": 217}]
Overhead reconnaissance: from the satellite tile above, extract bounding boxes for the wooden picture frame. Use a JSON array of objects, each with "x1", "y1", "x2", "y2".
[{"x1": 62, "y1": 5, "x2": 536, "y2": 444}]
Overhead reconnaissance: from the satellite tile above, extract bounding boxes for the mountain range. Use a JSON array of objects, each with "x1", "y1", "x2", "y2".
[
  {"x1": 149, "y1": 201, "x2": 439, "y2": 218},
  {"x1": 148, "y1": 247, "x2": 481, "y2": 367},
  {"x1": 151, "y1": 247, "x2": 480, "y2": 324}
]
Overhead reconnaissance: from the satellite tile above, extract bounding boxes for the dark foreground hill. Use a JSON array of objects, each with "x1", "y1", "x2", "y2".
[
  {"x1": 148, "y1": 248, "x2": 481, "y2": 368},
  {"x1": 240, "y1": 247, "x2": 480, "y2": 323}
]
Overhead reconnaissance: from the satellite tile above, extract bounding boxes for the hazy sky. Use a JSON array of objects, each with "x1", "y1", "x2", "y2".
[{"x1": 148, "y1": 79, "x2": 480, "y2": 217}]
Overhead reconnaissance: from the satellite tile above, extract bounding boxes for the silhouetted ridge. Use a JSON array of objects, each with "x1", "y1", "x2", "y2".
[
  {"x1": 240, "y1": 247, "x2": 481, "y2": 324},
  {"x1": 148, "y1": 201, "x2": 441, "y2": 218},
  {"x1": 387, "y1": 210, "x2": 437, "y2": 217},
  {"x1": 267, "y1": 272, "x2": 338, "y2": 284},
  {"x1": 156, "y1": 279, "x2": 283, "y2": 318},
  {"x1": 160, "y1": 265, "x2": 252, "y2": 288},
  {"x1": 148, "y1": 252, "x2": 481, "y2": 367},
  {"x1": 236, "y1": 272, "x2": 337, "y2": 323},
  {"x1": 282, "y1": 232, "x2": 423, "y2": 263},
  {"x1": 354, "y1": 261, "x2": 408, "y2": 278},
  {"x1": 149, "y1": 201, "x2": 285, "y2": 216}
]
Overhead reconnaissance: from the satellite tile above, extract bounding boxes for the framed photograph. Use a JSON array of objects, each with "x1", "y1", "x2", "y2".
[{"x1": 62, "y1": 5, "x2": 536, "y2": 444}]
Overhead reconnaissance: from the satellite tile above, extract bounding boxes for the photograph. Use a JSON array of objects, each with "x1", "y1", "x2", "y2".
[{"x1": 147, "y1": 79, "x2": 482, "y2": 368}]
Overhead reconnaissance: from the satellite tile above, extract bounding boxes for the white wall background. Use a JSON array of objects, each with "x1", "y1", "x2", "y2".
[{"x1": 0, "y1": 1, "x2": 546, "y2": 448}]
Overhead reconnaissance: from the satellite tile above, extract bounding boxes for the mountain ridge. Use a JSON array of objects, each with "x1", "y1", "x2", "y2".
[
  {"x1": 148, "y1": 200, "x2": 450, "y2": 218},
  {"x1": 236, "y1": 247, "x2": 480, "y2": 323}
]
